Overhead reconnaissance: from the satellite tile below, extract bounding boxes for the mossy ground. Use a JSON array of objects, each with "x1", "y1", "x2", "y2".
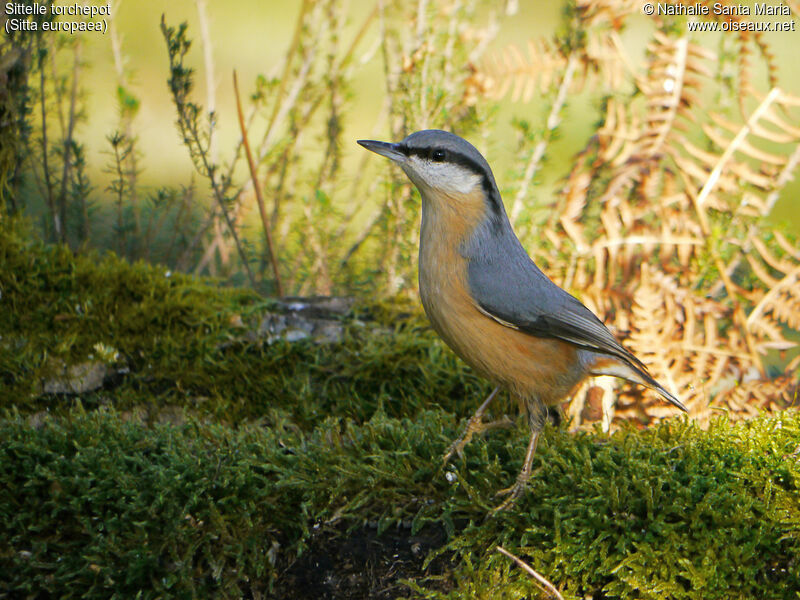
[{"x1": 2, "y1": 218, "x2": 799, "y2": 599}]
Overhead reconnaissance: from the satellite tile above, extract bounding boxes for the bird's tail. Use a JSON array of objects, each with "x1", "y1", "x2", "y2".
[
  {"x1": 647, "y1": 379, "x2": 687, "y2": 412},
  {"x1": 589, "y1": 357, "x2": 688, "y2": 413}
]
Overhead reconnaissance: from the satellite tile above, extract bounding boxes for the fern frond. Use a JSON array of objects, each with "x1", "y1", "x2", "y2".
[
  {"x1": 716, "y1": 376, "x2": 798, "y2": 416},
  {"x1": 747, "y1": 264, "x2": 800, "y2": 333},
  {"x1": 471, "y1": 40, "x2": 566, "y2": 103},
  {"x1": 628, "y1": 264, "x2": 681, "y2": 397},
  {"x1": 466, "y1": 12, "x2": 800, "y2": 426}
]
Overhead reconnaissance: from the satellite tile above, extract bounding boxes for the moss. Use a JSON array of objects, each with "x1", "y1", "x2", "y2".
[{"x1": 1, "y1": 410, "x2": 799, "y2": 598}]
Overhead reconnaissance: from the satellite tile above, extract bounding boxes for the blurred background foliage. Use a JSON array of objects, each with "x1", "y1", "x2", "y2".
[{"x1": 1, "y1": 0, "x2": 798, "y2": 289}]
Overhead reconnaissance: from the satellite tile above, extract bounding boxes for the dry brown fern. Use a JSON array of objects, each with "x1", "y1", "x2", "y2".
[
  {"x1": 472, "y1": 39, "x2": 567, "y2": 103},
  {"x1": 468, "y1": 8, "x2": 800, "y2": 427}
]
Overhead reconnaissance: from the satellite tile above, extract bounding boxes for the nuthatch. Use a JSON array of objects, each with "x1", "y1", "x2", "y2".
[{"x1": 358, "y1": 130, "x2": 687, "y2": 510}]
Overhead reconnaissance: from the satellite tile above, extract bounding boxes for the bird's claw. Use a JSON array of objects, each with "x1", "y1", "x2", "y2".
[
  {"x1": 442, "y1": 414, "x2": 514, "y2": 465},
  {"x1": 491, "y1": 478, "x2": 528, "y2": 513},
  {"x1": 442, "y1": 430, "x2": 473, "y2": 465}
]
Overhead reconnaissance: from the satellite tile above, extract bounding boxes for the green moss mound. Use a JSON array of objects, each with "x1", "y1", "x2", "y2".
[
  {"x1": 1, "y1": 410, "x2": 799, "y2": 598},
  {"x1": 0, "y1": 218, "x2": 486, "y2": 427}
]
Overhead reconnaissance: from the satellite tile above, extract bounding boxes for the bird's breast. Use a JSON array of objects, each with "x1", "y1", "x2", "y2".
[{"x1": 418, "y1": 198, "x2": 585, "y2": 404}]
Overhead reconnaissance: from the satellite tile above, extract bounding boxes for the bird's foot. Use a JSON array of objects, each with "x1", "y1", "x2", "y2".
[
  {"x1": 442, "y1": 415, "x2": 514, "y2": 464},
  {"x1": 491, "y1": 475, "x2": 529, "y2": 513},
  {"x1": 489, "y1": 427, "x2": 540, "y2": 514}
]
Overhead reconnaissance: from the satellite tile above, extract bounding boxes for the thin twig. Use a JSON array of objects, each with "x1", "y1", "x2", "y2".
[
  {"x1": 226, "y1": 0, "x2": 377, "y2": 229},
  {"x1": 510, "y1": 53, "x2": 577, "y2": 225},
  {"x1": 160, "y1": 15, "x2": 257, "y2": 290},
  {"x1": 195, "y1": 0, "x2": 217, "y2": 162},
  {"x1": 260, "y1": 0, "x2": 311, "y2": 153},
  {"x1": 340, "y1": 206, "x2": 384, "y2": 266},
  {"x1": 56, "y1": 36, "x2": 82, "y2": 246},
  {"x1": 109, "y1": 0, "x2": 139, "y2": 253},
  {"x1": 496, "y1": 546, "x2": 564, "y2": 600},
  {"x1": 38, "y1": 50, "x2": 58, "y2": 242},
  {"x1": 233, "y1": 70, "x2": 284, "y2": 297},
  {"x1": 259, "y1": 2, "x2": 376, "y2": 164},
  {"x1": 110, "y1": 136, "x2": 128, "y2": 256}
]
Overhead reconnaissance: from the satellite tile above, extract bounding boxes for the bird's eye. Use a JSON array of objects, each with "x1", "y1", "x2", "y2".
[{"x1": 431, "y1": 149, "x2": 446, "y2": 162}]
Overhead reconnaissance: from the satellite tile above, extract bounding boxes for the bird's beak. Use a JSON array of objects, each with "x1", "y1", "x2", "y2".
[{"x1": 357, "y1": 139, "x2": 406, "y2": 164}]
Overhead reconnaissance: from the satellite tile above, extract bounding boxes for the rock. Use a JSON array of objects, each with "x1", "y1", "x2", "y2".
[
  {"x1": 248, "y1": 296, "x2": 355, "y2": 345},
  {"x1": 275, "y1": 296, "x2": 356, "y2": 318},
  {"x1": 41, "y1": 360, "x2": 109, "y2": 395},
  {"x1": 40, "y1": 359, "x2": 129, "y2": 395}
]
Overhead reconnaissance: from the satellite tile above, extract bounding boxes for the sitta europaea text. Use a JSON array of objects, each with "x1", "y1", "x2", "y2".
[{"x1": 358, "y1": 130, "x2": 686, "y2": 511}]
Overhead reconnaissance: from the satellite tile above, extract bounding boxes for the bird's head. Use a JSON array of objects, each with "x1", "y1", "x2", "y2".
[{"x1": 358, "y1": 130, "x2": 504, "y2": 220}]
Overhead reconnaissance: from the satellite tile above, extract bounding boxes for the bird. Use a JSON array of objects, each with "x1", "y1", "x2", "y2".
[{"x1": 357, "y1": 129, "x2": 687, "y2": 511}]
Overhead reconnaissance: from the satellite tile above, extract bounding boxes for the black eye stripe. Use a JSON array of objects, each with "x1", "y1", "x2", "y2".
[
  {"x1": 399, "y1": 144, "x2": 503, "y2": 217},
  {"x1": 403, "y1": 146, "x2": 487, "y2": 177}
]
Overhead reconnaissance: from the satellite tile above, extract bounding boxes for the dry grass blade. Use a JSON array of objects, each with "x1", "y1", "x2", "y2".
[
  {"x1": 232, "y1": 71, "x2": 283, "y2": 297},
  {"x1": 496, "y1": 546, "x2": 564, "y2": 600},
  {"x1": 263, "y1": 0, "x2": 311, "y2": 145}
]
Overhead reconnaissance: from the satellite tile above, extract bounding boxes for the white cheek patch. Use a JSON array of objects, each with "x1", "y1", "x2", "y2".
[
  {"x1": 406, "y1": 158, "x2": 482, "y2": 195},
  {"x1": 438, "y1": 165, "x2": 482, "y2": 195}
]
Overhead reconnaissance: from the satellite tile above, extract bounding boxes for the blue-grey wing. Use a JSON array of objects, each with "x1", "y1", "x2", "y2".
[
  {"x1": 466, "y1": 246, "x2": 645, "y2": 370},
  {"x1": 462, "y1": 219, "x2": 687, "y2": 412},
  {"x1": 464, "y1": 226, "x2": 689, "y2": 411}
]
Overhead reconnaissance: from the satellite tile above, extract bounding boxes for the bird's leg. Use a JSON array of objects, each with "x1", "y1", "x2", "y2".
[
  {"x1": 492, "y1": 401, "x2": 548, "y2": 512},
  {"x1": 492, "y1": 426, "x2": 541, "y2": 513},
  {"x1": 443, "y1": 387, "x2": 511, "y2": 464}
]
